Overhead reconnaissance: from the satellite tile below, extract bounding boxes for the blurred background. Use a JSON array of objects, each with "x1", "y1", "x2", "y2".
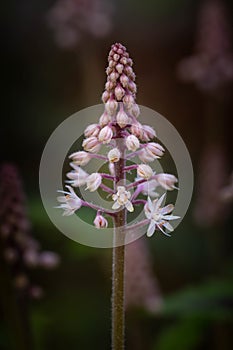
[{"x1": 1, "y1": 0, "x2": 233, "y2": 349}]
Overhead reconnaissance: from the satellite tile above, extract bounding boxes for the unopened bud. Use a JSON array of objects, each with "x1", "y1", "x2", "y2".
[
  {"x1": 116, "y1": 109, "x2": 129, "y2": 128},
  {"x1": 94, "y1": 214, "x2": 108, "y2": 229},
  {"x1": 109, "y1": 72, "x2": 119, "y2": 82},
  {"x1": 120, "y1": 74, "x2": 129, "y2": 87},
  {"x1": 145, "y1": 143, "x2": 165, "y2": 158},
  {"x1": 126, "y1": 135, "x2": 140, "y2": 151},
  {"x1": 84, "y1": 124, "x2": 100, "y2": 138},
  {"x1": 131, "y1": 122, "x2": 143, "y2": 138},
  {"x1": 130, "y1": 103, "x2": 140, "y2": 118},
  {"x1": 120, "y1": 57, "x2": 128, "y2": 65},
  {"x1": 98, "y1": 125, "x2": 113, "y2": 144},
  {"x1": 137, "y1": 164, "x2": 153, "y2": 180},
  {"x1": 141, "y1": 125, "x2": 156, "y2": 141},
  {"x1": 82, "y1": 137, "x2": 101, "y2": 153},
  {"x1": 108, "y1": 148, "x2": 121, "y2": 162},
  {"x1": 102, "y1": 91, "x2": 110, "y2": 103},
  {"x1": 123, "y1": 94, "x2": 135, "y2": 109},
  {"x1": 39, "y1": 251, "x2": 60, "y2": 269},
  {"x1": 69, "y1": 151, "x2": 91, "y2": 166},
  {"x1": 116, "y1": 63, "x2": 124, "y2": 74},
  {"x1": 156, "y1": 173, "x2": 178, "y2": 190},
  {"x1": 105, "y1": 80, "x2": 115, "y2": 91},
  {"x1": 86, "y1": 173, "x2": 102, "y2": 192},
  {"x1": 115, "y1": 84, "x2": 125, "y2": 101},
  {"x1": 99, "y1": 112, "x2": 112, "y2": 126},
  {"x1": 105, "y1": 98, "x2": 118, "y2": 115},
  {"x1": 113, "y1": 54, "x2": 120, "y2": 62}
]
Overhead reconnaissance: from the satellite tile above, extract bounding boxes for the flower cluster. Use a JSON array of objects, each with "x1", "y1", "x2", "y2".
[
  {"x1": 57, "y1": 43, "x2": 180, "y2": 237},
  {"x1": 0, "y1": 164, "x2": 60, "y2": 299}
]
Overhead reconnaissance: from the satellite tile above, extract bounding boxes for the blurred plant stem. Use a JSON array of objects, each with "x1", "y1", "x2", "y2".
[
  {"x1": 111, "y1": 132, "x2": 126, "y2": 350},
  {"x1": 0, "y1": 238, "x2": 33, "y2": 350}
]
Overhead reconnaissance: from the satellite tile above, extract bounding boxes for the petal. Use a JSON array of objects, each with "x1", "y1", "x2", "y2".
[
  {"x1": 125, "y1": 201, "x2": 134, "y2": 212},
  {"x1": 147, "y1": 221, "x2": 156, "y2": 237},
  {"x1": 163, "y1": 215, "x2": 180, "y2": 221},
  {"x1": 163, "y1": 221, "x2": 174, "y2": 232},
  {"x1": 57, "y1": 196, "x2": 66, "y2": 203},
  {"x1": 112, "y1": 201, "x2": 121, "y2": 210},
  {"x1": 157, "y1": 224, "x2": 171, "y2": 237},
  {"x1": 160, "y1": 204, "x2": 174, "y2": 215},
  {"x1": 154, "y1": 193, "x2": 166, "y2": 211}
]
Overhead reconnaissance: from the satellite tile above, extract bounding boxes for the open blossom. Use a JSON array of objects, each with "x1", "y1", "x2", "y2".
[
  {"x1": 86, "y1": 173, "x2": 102, "y2": 192},
  {"x1": 112, "y1": 186, "x2": 134, "y2": 212},
  {"x1": 82, "y1": 136, "x2": 100, "y2": 153},
  {"x1": 94, "y1": 214, "x2": 108, "y2": 228},
  {"x1": 140, "y1": 125, "x2": 156, "y2": 142},
  {"x1": 137, "y1": 164, "x2": 153, "y2": 180},
  {"x1": 57, "y1": 186, "x2": 82, "y2": 216},
  {"x1": 144, "y1": 194, "x2": 180, "y2": 237},
  {"x1": 126, "y1": 135, "x2": 140, "y2": 151},
  {"x1": 66, "y1": 163, "x2": 89, "y2": 187},
  {"x1": 108, "y1": 148, "x2": 121, "y2": 163},
  {"x1": 69, "y1": 151, "x2": 91, "y2": 166}
]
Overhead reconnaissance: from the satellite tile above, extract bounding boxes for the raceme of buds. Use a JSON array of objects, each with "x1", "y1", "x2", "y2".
[
  {"x1": 0, "y1": 164, "x2": 60, "y2": 300},
  {"x1": 57, "y1": 43, "x2": 179, "y2": 237}
]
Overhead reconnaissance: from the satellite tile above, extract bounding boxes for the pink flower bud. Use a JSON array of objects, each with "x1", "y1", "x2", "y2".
[
  {"x1": 123, "y1": 94, "x2": 135, "y2": 109},
  {"x1": 108, "y1": 148, "x2": 121, "y2": 162},
  {"x1": 105, "y1": 80, "x2": 115, "y2": 91},
  {"x1": 109, "y1": 60, "x2": 116, "y2": 68},
  {"x1": 115, "y1": 84, "x2": 125, "y2": 101},
  {"x1": 127, "y1": 58, "x2": 133, "y2": 66},
  {"x1": 120, "y1": 74, "x2": 129, "y2": 87},
  {"x1": 116, "y1": 109, "x2": 129, "y2": 128},
  {"x1": 82, "y1": 137, "x2": 101, "y2": 153},
  {"x1": 140, "y1": 125, "x2": 156, "y2": 141},
  {"x1": 138, "y1": 149, "x2": 154, "y2": 163},
  {"x1": 126, "y1": 135, "x2": 140, "y2": 151},
  {"x1": 116, "y1": 63, "x2": 124, "y2": 74},
  {"x1": 124, "y1": 66, "x2": 133, "y2": 76},
  {"x1": 86, "y1": 173, "x2": 102, "y2": 192},
  {"x1": 109, "y1": 72, "x2": 119, "y2": 82},
  {"x1": 145, "y1": 143, "x2": 165, "y2": 158},
  {"x1": 69, "y1": 151, "x2": 91, "y2": 166},
  {"x1": 156, "y1": 173, "x2": 178, "y2": 190},
  {"x1": 94, "y1": 214, "x2": 108, "y2": 229},
  {"x1": 131, "y1": 122, "x2": 143, "y2": 138},
  {"x1": 128, "y1": 81, "x2": 137, "y2": 93},
  {"x1": 98, "y1": 125, "x2": 113, "y2": 144},
  {"x1": 130, "y1": 103, "x2": 140, "y2": 118},
  {"x1": 137, "y1": 164, "x2": 153, "y2": 180},
  {"x1": 105, "y1": 98, "x2": 118, "y2": 115},
  {"x1": 120, "y1": 57, "x2": 128, "y2": 65},
  {"x1": 84, "y1": 124, "x2": 100, "y2": 138},
  {"x1": 113, "y1": 54, "x2": 120, "y2": 61},
  {"x1": 99, "y1": 112, "x2": 112, "y2": 126},
  {"x1": 102, "y1": 91, "x2": 110, "y2": 103}
]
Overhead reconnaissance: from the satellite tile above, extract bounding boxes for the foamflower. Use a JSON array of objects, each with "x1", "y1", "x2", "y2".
[{"x1": 144, "y1": 194, "x2": 180, "y2": 237}]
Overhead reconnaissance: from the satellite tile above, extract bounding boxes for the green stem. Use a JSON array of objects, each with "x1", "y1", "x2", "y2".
[{"x1": 111, "y1": 127, "x2": 126, "y2": 350}]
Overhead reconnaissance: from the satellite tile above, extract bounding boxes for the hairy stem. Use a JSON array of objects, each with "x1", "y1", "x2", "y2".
[{"x1": 111, "y1": 127, "x2": 126, "y2": 350}]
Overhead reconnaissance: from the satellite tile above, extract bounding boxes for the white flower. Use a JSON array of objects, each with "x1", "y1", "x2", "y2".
[
  {"x1": 112, "y1": 186, "x2": 134, "y2": 212},
  {"x1": 85, "y1": 173, "x2": 102, "y2": 192},
  {"x1": 56, "y1": 186, "x2": 82, "y2": 216},
  {"x1": 115, "y1": 84, "x2": 125, "y2": 101},
  {"x1": 69, "y1": 151, "x2": 91, "y2": 166},
  {"x1": 99, "y1": 112, "x2": 111, "y2": 126},
  {"x1": 66, "y1": 163, "x2": 89, "y2": 187},
  {"x1": 108, "y1": 148, "x2": 121, "y2": 163},
  {"x1": 126, "y1": 135, "x2": 140, "y2": 151},
  {"x1": 98, "y1": 126, "x2": 113, "y2": 144},
  {"x1": 144, "y1": 194, "x2": 180, "y2": 237},
  {"x1": 137, "y1": 164, "x2": 153, "y2": 180},
  {"x1": 140, "y1": 125, "x2": 156, "y2": 141},
  {"x1": 139, "y1": 179, "x2": 159, "y2": 197},
  {"x1": 82, "y1": 137, "x2": 101, "y2": 153},
  {"x1": 130, "y1": 122, "x2": 143, "y2": 139},
  {"x1": 94, "y1": 214, "x2": 108, "y2": 229},
  {"x1": 105, "y1": 98, "x2": 118, "y2": 115},
  {"x1": 138, "y1": 149, "x2": 155, "y2": 162},
  {"x1": 156, "y1": 173, "x2": 178, "y2": 190}
]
